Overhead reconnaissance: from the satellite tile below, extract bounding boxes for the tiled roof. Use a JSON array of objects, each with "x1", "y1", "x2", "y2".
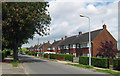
[
  {"x1": 39, "y1": 43, "x2": 47, "y2": 49},
  {"x1": 59, "y1": 29, "x2": 103, "y2": 45},
  {"x1": 49, "y1": 40, "x2": 61, "y2": 48}
]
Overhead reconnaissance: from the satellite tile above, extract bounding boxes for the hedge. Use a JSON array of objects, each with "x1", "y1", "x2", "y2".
[
  {"x1": 79, "y1": 56, "x2": 109, "y2": 68},
  {"x1": 0, "y1": 50, "x2": 7, "y2": 61},
  {"x1": 113, "y1": 58, "x2": 120, "y2": 70},
  {"x1": 44, "y1": 53, "x2": 75, "y2": 61}
]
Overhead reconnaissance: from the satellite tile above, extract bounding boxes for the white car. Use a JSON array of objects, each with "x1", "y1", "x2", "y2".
[{"x1": 44, "y1": 52, "x2": 56, "y2": 54}]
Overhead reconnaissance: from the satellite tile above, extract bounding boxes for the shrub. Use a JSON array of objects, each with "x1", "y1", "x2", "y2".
[
  {"x1": 113, "y1": 58, "x2": 120, "y2": 70},
  {"x1": 79, "y1": 56, "x2": 89, "y2": 65},
  {"x1": 0, "y1": 50, "x2": 7, "y2": 61},
  {"x1": 44, "y1": 53, "x2": 48, "y2": 58},
  {"x1": 92, "y1": 57, "x2": 109, "y2": 68},
  {"x1": 79, "y1": 56, "x2": 109, "y2": 68},
  {"x1": 44, "y1": 53, "x2": 75, "y2": 61}
]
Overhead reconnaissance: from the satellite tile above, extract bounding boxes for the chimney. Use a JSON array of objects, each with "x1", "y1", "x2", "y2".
[
  {"x1": 103, "y1": 24, "x2": 106, "y2": 29},
  {"x1": 65, "y1": 36, "x2": 67, "y2": 39},
  {"x1": 79, "y1": 32, "x2": 82, "y2": 35},
  {"x1": 61, "y1": 37, "x2": 63, "y2": 40},
  {"x1": 54, "y1": 40, "x2": 56, "y2": 42},
  {"x1": 48, "y1": 41, "x2": 49, "y2": 43},
  {"x1": 43, "y1": 42, "x2": 45, "y2": 44}
]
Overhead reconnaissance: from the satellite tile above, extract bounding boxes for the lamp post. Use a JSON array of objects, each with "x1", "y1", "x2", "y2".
[{"x1": 80, "y1": 15, "x2": 91, "y2": 66}]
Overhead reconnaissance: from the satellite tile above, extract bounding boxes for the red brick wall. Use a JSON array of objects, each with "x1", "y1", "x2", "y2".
[
  {"x1": 43, "y1": 42, "x2": 51, "y2": 52},
  {"x1": 92, "y1": 29, "x2": 117, "y2": 57}
]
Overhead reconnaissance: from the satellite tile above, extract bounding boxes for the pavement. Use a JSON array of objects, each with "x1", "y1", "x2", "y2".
[{"x1": 2, "y1": 57, "x2": 25, "y2": 74}]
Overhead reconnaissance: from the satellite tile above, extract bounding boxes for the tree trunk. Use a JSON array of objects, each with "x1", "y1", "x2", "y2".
[
  {"x1": 13, "y1": 46, "x2": 18, "y2": 61},
  {"x1": 13, "y1": 40, "x2": 18, "y2": 61}
]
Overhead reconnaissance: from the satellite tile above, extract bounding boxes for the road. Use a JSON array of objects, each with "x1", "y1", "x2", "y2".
[{"x1": 19, "y1": 55, "x2": 113, "y2": 75}]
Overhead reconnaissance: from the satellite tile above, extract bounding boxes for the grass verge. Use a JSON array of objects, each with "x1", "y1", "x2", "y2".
[
  {"x1": 95, "y1": 69, "x2": 120, "y2": 76},
  {"x1": 67, "y1": 63, "x2": 94, "y2": 69},
  {"x1": 35, "y1": 56, "x2": 57, "y2": 62},
  {"x1": 67, "y1": 63, "x2": 120, "y2": 76},
  {"x1": 12, "y1": 60, "x2": 19, "y2": 67}
]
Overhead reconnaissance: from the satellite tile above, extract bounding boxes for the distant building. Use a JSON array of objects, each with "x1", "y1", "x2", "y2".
[{"x1": 48, "y1": 38, "x2": 63, "y2": 53}]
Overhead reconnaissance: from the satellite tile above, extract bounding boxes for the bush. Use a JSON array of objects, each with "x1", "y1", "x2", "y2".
[
  {"x1": 79, "y1": 56, "x2": 89, "y2": 65},
  {"x1": 79, "y1": 56, "x2": 109, "y2": 68},
  {"x1": 44, "y1": 53, "x2": 48, "y2": 58},
  {"x1": 113, "y1": 58, "x2": 120, "y2": 70},
  {"x1": 44, "y1": 53, "x2": 75, "y2": 61},
  {"x1": 0, "y1": 50, "x2": 7, "y2": 61},
  {"x1": 92, "y1": 57, "x2": 109, "y2": 68}
]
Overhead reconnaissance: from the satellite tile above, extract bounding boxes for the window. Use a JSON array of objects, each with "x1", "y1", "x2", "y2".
[
  {"x1": 66, "y1": 45, "x2": 69, "y2": 49},
  {"x1": 48, "y1": 48, "x2": 50, "y2": 50},
  {"x1": 81, "y1": 43, "x2": 88, "y2": 48},
  {"x1": 53, "y1": 47, "x2": 55, "y2": 50},
  {"x1": 70, "y1": 45, "x2": 73, "y2": 48},
  {"x1": 57, "y1": 46, "x2": 60, "y2": 50},
  {"x1": 82, "y1": 53, "x2": 88, "y2": 56},
  {"x1": 73, "y1": 44, "x2": 76, "y2": 48},
  {"x1": 77, "y1": 44, "x2": 80, "y2": 48}
]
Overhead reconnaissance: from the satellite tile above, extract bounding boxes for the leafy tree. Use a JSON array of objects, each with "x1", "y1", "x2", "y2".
[
  {"x1": 2, "y1": 2, "x2": 51, "y2": 61},
  {"x1": 97, "y1": 41, "x2": 117, "y2": 58}
]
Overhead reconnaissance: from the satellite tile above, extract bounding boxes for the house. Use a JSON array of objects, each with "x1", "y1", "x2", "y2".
[
  {"x1": 28, "y1": 46, "x2": 33, "y2": 52},
  {"x1": 39, "y1": 41, "x2": 51, "y2": 53},
  {"x1": 58, "y1": 24, "x2": 117, "y2": 57},
  {"x1": 33, "y1": 45, "x2": 39, "y2": 52},
  {"x1": 48, "y1": 37, "x2": 63, "y2": 53}
]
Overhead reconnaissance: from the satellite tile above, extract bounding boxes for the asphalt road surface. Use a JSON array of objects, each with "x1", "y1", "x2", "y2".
[{"x1": 18, "y1": 55, "x2": 114, "y2": 76}]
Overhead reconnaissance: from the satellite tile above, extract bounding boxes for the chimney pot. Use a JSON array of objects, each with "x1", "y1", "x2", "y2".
[
  {"x1": 103, "y1": 24, "x2": 106, "y2": 29},
  {"x1": 48, "y1": 41, "x2": 49, "y2": 43},
  {"x1": 43, "y1": 42, "x2": 45, "y2": 44},
  {"x1": 65, "y1": 36, "x2": 67, "y2": 39},
  {"x1": 61, "y1": 37, "x2": 63, "y2": 40},
  {"x1": 54, "y1": 40, "x2": 56, "y2": 42},
  {"x1": 79, "y1": 32, "x2": 82, "y2": 35}
]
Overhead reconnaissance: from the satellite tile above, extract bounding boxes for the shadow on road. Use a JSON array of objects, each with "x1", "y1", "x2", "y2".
[{"x1": 19, "y1": 55, "x2": 46, "y2": 63}]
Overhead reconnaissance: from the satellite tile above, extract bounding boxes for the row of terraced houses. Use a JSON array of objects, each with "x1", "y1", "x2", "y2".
[{"x1": 28, "y1": 24, "x2": 120, "y2": 57}]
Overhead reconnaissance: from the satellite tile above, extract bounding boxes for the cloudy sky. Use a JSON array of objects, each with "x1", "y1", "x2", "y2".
[{"x1": 22, "y1": 0, "x2": 119, "y2": 49}]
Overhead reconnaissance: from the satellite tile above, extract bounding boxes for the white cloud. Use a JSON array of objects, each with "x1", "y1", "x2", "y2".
[{"x1": 22, "y1": 0, "x2": 118, "y2": 48}]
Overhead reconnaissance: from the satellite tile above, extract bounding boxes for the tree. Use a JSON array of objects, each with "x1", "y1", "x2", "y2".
[
  {"x1": 2, "y1": 2, "x2": 51, "y2": 61},
  {"x1": 97, "y1": 41, "x2": 117, "y2": 58}
]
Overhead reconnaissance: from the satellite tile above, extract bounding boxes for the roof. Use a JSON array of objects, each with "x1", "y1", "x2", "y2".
[
  {"x1": 49, "y1": 40, "x2": 61, "y2": 48},
  {"x1": 59, "y1": 35, "x2": 77, "y2": 46},
  {"x1": 59, "y1": 29, "x2": 103, "y2": 45},
  {"x1": 39, "y1": 43, "x2": 47, "y2": 49}
]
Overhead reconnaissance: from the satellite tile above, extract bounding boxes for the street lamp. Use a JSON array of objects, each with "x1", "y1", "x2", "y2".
[{"x1": 80, "y1": 14, "x2": 91, "y2": 66}]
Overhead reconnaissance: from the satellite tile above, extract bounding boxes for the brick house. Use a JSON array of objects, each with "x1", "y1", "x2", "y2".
[
  {"x1": 59, "y1": 24, "x2": 117, "y2": 57},
  {"x1": 48, "y1": 38, "x2": 63, "y2": 53},
  {"x1": 33, "y1": 45, "x2": 39, "y2": 52},
  {"x1": 28, "y1": 46, "x2": 33, "y2": 52},
  {"x1": 38, "y1": 41, "x2": 51, "y2": 53}
]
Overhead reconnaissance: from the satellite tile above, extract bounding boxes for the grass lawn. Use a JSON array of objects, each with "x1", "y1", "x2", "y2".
[
  {"x1": 67, "y1": 63, "x2": 120, "y2": 76},
  {"x1": 67, "y1": 63, "x2": 94, "y2": 69},
  {"x1": 35, "y1": 56, "x2": 58, "y2": 62},
  {"x1": 12, "y1": 60, "x2": 19, "y2": 67},
  {"x1": 95, "y1": 69, "x2": 120, "y2": 76}
]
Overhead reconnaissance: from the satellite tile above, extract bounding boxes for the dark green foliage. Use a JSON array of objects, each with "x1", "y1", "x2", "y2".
[
  {"x1": 0, "y1": 50, "x2": 7, "y2": 61},
  {"x1": 113, "y1": 58, "x2": 120, "y2": 70},
  {"x1": 25, "y1": 51, "x2": 29, "y2": 54},
  {"x1": 79, "y1": 56, "x2": 89, "y2": 65},
  {"x1": 44, "y1": 53, "x2": 48, "y2": 58},
  {"x1": 44, "y1": 53, "x2": 75, "y2": 61},
  {"x1": 2, "y1": 2, "x2": 51, "y2": 61},
  {"x1": 92, "y1": 57, "x2": 109, "y2": 68},
  {"x1": 79, "y1": 56, "x2": 109, "y2": 68}
]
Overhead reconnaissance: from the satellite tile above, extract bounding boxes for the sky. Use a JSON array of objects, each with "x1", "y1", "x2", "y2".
[{"x1": 22, "y1": 0, "x2": 119, "y2": 49}]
